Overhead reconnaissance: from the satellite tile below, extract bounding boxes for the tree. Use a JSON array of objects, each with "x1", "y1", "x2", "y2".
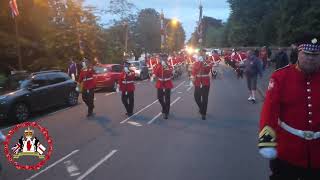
[{"x1": 134, "y1": 8, "x2": 161, "y2": 53}]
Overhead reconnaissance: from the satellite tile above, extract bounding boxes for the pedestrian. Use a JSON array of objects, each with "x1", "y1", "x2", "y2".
[
  {"x1": 118, "y1": 62, "x2": 135, "y2": 117},
  {"x1": 290, "y1": 43, "x2": 298, "y2": 64},
  {"x1": 273, "y1": 47, "x2": 289, "y2": 69},
  {"x1": 260, "y1": 46, "x2": 268, "y2": 70},
  {"x1": 244, "y1": 50, "x2": 263, "y2": 103},
  {"x1": 67, "y1": 59, "x2": 78, "y2": 80},
  {"x1": 78, "y1": 59, "x2": 96, "y2": 117},
  {"x1": 191, "y1": 49, "x2": 212, "y2": 120},
  {"x1": 151, "y1": 53, "x2": 174, "y2": 119},
  {"x1": 258, "y1": 33, "x2": 320, "y2": 180}
]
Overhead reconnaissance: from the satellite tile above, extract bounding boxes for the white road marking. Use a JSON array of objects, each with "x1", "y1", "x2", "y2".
[
  {"x1": 187, "y1": 86, "x2": 193, "y2": 92},
  {"x1": 105, "y1": 92, "x2": 115, "y2": 96},
  {"x1": 76, "y1": 150, "x2": 118, "y2": 180},
  {"x1": 137, "y1": 82, "x2": 141, "y2": 85},
  {"x1": 147, "y1": 113, "x2": 162, "y2": 125},
  {"x1": 147, "y1": 97, "x2": 182, "y2": 124},
  {"x1": 64, "y1": 160, "x2": 81, "y2": 177},
  {"x1": 127, "y1": 121, "x2": 142, "y2": 127},
  {"x1": 120, "y1": 99, "x2": 158, "y2": 124},
  {"x1": 178, "y1": 92, "x2": 182, "y2": 94},
  {"x1": 172, "y1": 81, "x2": 186, "y2": 92},
  {"x1": 26, "y1": 149, "x2": 80, "y2": 180},
  {"x1": 120, "y1": 80, "x2": 185, "y2": 125}
]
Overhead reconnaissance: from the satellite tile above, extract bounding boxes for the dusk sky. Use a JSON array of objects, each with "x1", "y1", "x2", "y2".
[{"x1": 84, "y1": 0, "x2": 231, "y2": 40}]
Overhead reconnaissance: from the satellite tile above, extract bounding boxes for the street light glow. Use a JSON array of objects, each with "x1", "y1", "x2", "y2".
[{"x1": 171, "y1": 18, "x2": 178, "y2": 26}]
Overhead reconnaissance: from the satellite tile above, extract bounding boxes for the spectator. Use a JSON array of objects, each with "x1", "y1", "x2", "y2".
[
  {"x1": 289, "y1": 43, "x2": 298, "y2": 64},
  {"x1": 273, "y1": 48, "x2": 289, "y2": 69},
  {"x1": 260, "y1": 46, "x2": 268, "y2": 70},
  {"x1": 244, "y1": 50, "x2": 263, "y2": 103},
  {"x1": 67, "y1": 59, "x2": 78, "y2": 80}
]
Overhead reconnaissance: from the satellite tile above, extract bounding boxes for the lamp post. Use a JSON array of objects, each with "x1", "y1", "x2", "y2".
[
  {"x1": 160, "y1": 12, "x2": 179, "y2": 53},
  {"x1": 123, "y1": 21, "x2": 129, "y2": 58}
]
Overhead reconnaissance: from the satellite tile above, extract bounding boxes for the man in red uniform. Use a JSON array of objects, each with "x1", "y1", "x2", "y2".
[
  {"x1": 258, "y1": 34, "x2": 320, "y2": 180},
  {"x1": 118, "y1": 62, "x2": 135, "y2": 117},
  {"x1": 211, "y1": 50, "x2": 221, "y2": 78},
  {"x1": 78, "y1": 59, "x2": 96, "y2": 117},
  {"x1": 191, "y1": 49, "x2": 212, "y2": 120},
  {"x1": 151, "y1": 54, "x2": 174, "y2": 119}
]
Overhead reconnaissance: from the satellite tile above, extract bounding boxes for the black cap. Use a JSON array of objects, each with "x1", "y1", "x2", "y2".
[{"x1": 295, "y1": 33, "x2": 320, "y2": 55}]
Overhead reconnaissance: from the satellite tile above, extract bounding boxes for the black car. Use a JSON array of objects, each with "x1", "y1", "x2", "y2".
[{"x1": 0, "y1": 70, "x2": 78, "y2": 122}]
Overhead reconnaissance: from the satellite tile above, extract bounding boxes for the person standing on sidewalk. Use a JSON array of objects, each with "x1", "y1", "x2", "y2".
[
  {"x1": 244, "y1": 50, "x2": 263, "y2": 103},
  {"x1": 290, "y1": 43, "x2": 298, "y2": 64},
  {"x1": 67, "y1": 59, "x2": 78, "y2": 80},
  {"x1": 191, "y1": 49, "x2": 212, "y2": 120},
  {"x1": 273, "y1": 48, "x2": 289, "y2": 69},
  {"x1": 258, "y1": 33, "x2": 320, "y2": 180},
  {"x1": 151, "y1": 54, "x2": 174, "y2": 119},
  {"x1": 118, "y1": 62, "x2": 135, "y2": 117},
  {"x1": 78, "y1": 59, "x2": 96, "y2": 117}
]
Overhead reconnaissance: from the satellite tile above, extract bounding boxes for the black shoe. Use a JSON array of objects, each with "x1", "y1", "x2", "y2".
[
  {"x1": 127, "y1": 113, "x2": 133, "y2": 117},
  {"x1": 201, "y1": 115, "x2": 206, "y2": 120},
  {"x1": 87, "y1": 113, "x2": 93, "y2": 117},
  {"x1": 163, "y1": 113, "x2": 168, "y2": 119}
]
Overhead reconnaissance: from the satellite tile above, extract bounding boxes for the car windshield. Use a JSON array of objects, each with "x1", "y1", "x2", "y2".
[
  {"x1": 0, "y1": 74, "x2": 30, "y2": 94},
  {"x1": 94, "y1": 66, "x2": 109, "y2": 74},
  {"x1": 130, "y1": 62, "x2": 140, "y2": 67}
]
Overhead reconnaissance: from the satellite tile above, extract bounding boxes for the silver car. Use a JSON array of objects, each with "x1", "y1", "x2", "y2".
[{"x1": 127, "y1": 61, "x2": 149, "y2": 80}]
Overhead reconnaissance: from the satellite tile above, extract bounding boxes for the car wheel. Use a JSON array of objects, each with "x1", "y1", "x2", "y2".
[
  {"x1": 11, "y1": 103, "x2": 29, "y2": 122},
  {"x1": 67, "y1": 90, "x2": 78, "y2": 106}
]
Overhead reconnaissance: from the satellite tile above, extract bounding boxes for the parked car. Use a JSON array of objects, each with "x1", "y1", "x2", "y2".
[
  {"x1": 93, "y1": 64, "x2": 122, "y2": 91},
  {"x1": 0, "y1": 70, "x2": 78, "y2": 122},
  {"x1": 127, "y1": 60, "x2": 149, "y2": 80}
]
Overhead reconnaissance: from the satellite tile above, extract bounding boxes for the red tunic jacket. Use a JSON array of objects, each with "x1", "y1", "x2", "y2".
[
  {"x1": 118, "y1": 71, "x2": 135, "y2": 92},
  {"x1": 78, "y1": 68, "x2": 96, "y2": 90},
  {"x1": 153, "y1": 63, "x2": 173, "y2": 89},
  {"x1": 259, "y1": 65, "x2": 320, "y2": 168},
  {"x1": 191, "y1": 61, "x2": 212, "y2": 87}
]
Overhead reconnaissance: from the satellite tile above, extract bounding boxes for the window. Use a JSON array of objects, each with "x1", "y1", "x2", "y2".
[
  {"x1": 47, "y1": 73, "x2": 69, "y2": 84},
  {"x1": 112, "y1": 65, "x2": 123, "y2": 72},
  {"x1": 94, "y1": 66, "x2": 109, "y2": 74},
  {"x1": 31, "y1": 75, "x2": 48, "y2": 88}
]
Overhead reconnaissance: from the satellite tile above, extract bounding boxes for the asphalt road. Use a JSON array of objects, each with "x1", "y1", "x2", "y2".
[{"x1": 0, "y1": 63, "x2": 270, "y2": 180}]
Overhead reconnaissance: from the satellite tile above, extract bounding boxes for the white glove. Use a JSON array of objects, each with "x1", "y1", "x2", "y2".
[
  {"x1": 75, "y1": 86, "x2": 80, "y2": 92},
  {"x1": 189, "y1": 81, "x2": 194, "y2": 87},
  {"x1": 150, "y1": 76, "x2": 154, "y2": 82},
  {"x1": 259, "y1": 147, "x2": 277, "y2": 159},
  {"x1": 116, "y1": 87, "x2": 120, "y2": 93}
]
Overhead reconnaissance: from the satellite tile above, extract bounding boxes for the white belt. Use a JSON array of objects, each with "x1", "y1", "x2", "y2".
[
  {"x1": 122, "y1": 81, "x2": 134, "y2": 84},
  {"x1": 158, "y1": 77, "x2": 172, "y2": 81},
  {"x1": 83, "y1": 77, "x2": 93, "y2": 81},
  {"x1": 279, "y1": 120, "x2": 320, "y2": 140},
  {"x1": 196, "y1": 74, "x2": 210, "y2": 77}
]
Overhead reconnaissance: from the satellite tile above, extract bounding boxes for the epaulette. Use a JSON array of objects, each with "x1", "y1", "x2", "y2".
[{"x1": 274, "y1": 64, "x2": 290, "y2": 72}]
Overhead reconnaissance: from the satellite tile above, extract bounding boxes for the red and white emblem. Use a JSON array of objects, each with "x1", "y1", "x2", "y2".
[{"x1": 268, "y1": 78, "x2": 275, "y2": 90}]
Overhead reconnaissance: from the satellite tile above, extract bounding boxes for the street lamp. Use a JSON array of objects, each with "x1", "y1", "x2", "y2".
[
  {"x1": 163, "y1": 18, "x2": 179, "y2": 52},
  {"x1": 123, "y1": 21, "x2": 129, "y2": 59}
]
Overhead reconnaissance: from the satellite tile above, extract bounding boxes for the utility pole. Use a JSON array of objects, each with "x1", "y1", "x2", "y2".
[
  {"x1": 123, "y1": 21, "x2": 129, "y2": 58},
  {"x1": 197, "y1": 0, "x2": 203, "y2": 48}
]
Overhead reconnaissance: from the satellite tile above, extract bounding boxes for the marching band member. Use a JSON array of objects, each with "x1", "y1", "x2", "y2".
[{"x1": 118, "y1": 62, "x2": 135, "y2": 117}]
